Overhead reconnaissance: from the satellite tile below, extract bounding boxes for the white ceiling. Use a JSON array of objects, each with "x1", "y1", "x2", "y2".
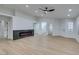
[{"x1": 0, "y1": 4, "x2": 79, "y2": 19}]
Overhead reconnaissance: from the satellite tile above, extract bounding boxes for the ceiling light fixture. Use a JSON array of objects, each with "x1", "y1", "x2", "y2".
[
  {"x1": 69, "y1": 9, "x2": 72, "y2": 12},
  {"x1": 39, "y1": 6, "x2": 55, "y2": 14},
  {"x1": 35, "y1": 10, "x2": 38, "y2": 13},
  {"x1": 25, "y1": 5, "x2": 29, "y2": 8},
  {"x1": 40, "y1": 14, "x2": 44, "y2": 16},
  {"x1": 67, "y1": 14, "x2": 70, "y2": 16}
]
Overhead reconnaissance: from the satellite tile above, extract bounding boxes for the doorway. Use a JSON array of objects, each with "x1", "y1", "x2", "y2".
[
  {"x1": 0, "y1": 15, "x2": 12, "y2": 39},
  {"x1": 48, "y1": 24, "x2": 53, "y2": 35},
  {"x1": 34, "y1": 22, "x2": 53, "y2": 36},
  {"x1": 0, "y1": 20, "x2": 8, "y2": 39}
]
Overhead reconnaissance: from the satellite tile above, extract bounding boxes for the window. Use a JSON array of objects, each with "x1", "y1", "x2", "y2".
[{"x1": 67, "y1": 22, "x2": 73, "y2": 32}]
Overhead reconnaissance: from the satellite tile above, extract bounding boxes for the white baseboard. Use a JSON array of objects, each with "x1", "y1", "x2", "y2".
[
  {"x1": 61, "y1": 35, "x2": 75, "y2": 39},
  {"x1": 52, "y1": 33, "x2": 76, "y2": 39}
]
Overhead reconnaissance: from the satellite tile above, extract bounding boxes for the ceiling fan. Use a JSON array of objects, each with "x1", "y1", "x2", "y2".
[{"x1": 39, "y1": 7, "x2": 55, "y2": 14}]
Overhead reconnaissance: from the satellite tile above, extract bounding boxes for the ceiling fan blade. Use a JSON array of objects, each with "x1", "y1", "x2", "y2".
[
  {"x1": 39, "y1": 8, "x2": 44, "y2": 11},
  {"x1": 39, "y1": 8, "x2": 47, "y2": 11},
  {"x1": 45, "y1": 7, "x2": 48, "y2": 10},
  {"x1": 48, "y1": 9, "x2": 55, "y2": 12}
]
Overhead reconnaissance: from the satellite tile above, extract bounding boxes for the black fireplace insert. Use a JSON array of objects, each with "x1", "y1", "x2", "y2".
[{"x1": 13, "y1": 29, "x2": 34, "y2": 40}]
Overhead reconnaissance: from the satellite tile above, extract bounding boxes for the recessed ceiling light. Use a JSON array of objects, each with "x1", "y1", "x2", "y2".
[
  {"x1": 35, "y1": 10, "x2": 38, "y2": 13},
  {"x1": 69, "y1": 9, "x2": 72, "y2": 12},
  {"x1": 40, "y1": 14, "x2": 43, "y2": 16},
  {"x1": 67, "y1": 14, "x2": 70, "y2": 16},
  {"x1": 25, "y1": 5, "x2": 29, "y2": 8}
]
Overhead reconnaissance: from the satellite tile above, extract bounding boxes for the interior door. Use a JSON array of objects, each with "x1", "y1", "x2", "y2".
[
  {"x1": 4, "y1": 21, "x2": 8, "y2": 39},
  {"x1": 0, "y1": 20, "x2": 8, "y2": 39},
  {"x1": 34, "y1": 23, "x2": 40, "y2": 35}
]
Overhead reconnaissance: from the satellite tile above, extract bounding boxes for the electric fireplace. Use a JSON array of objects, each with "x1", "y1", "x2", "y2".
[{"x1": 13, "y1": 29, "x2": 34, "y2": 40}]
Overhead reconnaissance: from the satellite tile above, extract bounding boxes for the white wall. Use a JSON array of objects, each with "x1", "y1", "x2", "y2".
[
  {"x1": 76, "y1": 16, "x2": 79, "y2": 42},
  {"x1": 35, "y1": 17, "x2": 77, "y2": 39},
  {"x1": 0, "y1": 7, "x2": 36, "y2": 40},
  {"x1": 59, "y1": 19, "x2": 76, "y2": 38},
  {"x1": 7, "y1": 18, "x2": 13, "y2": 40},
  {"x1": 0, "y1": 7, "x2": 13, "y2": 17},
  {"x1": 13, "y1": 11, "x2": 36, "y2": 30},
  {"x1": 0, "y1": 15, "x2": 13, "y2": 39},
  {"x1": 51, "y1": 19, "x2": 61, "y2": 36}
]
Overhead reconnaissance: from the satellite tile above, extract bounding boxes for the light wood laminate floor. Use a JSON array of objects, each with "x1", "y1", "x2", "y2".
[{"x1": 0, "y1": 35, "x2": 79, "y2": 55}]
